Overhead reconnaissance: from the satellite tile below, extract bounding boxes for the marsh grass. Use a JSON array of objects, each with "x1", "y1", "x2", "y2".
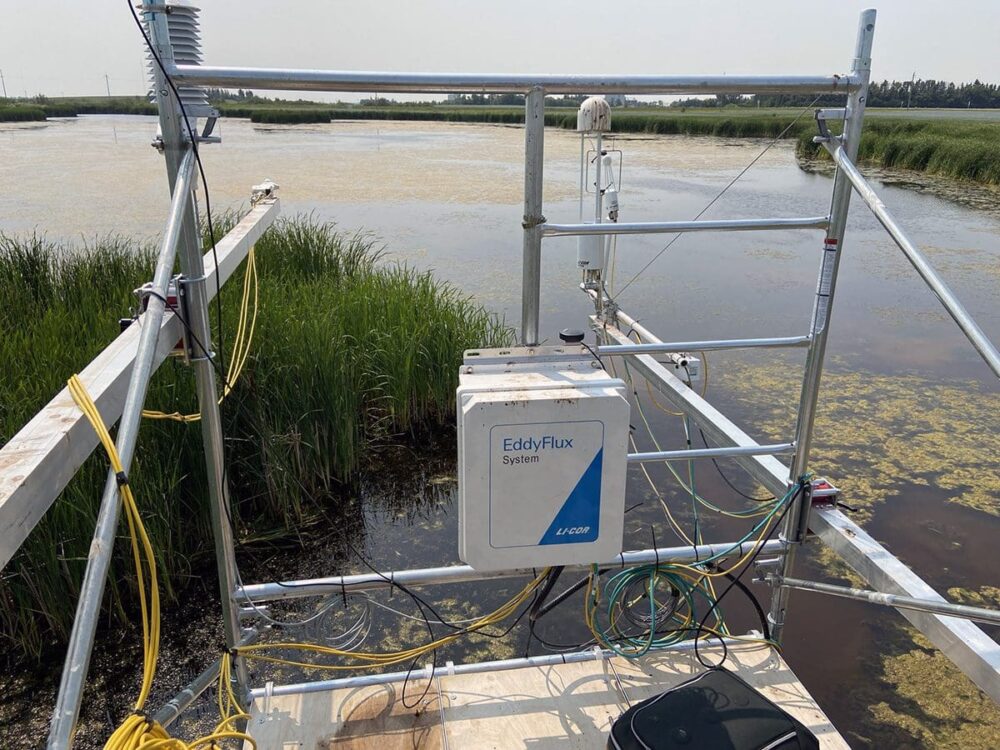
[
  {"x1": 797, "y1": 118, "x2": 1000, "y2": 185},
  {"x1": 0, "y1": 105, "x2": 46, "y2": 122},
  {"x1": 0, "y1": 217, "x2": 512, "y2": 659}
]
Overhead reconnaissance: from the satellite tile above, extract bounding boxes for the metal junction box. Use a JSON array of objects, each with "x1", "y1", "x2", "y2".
[{"x1": 457, "y1": 346, "x2": 629, "y2": 571}]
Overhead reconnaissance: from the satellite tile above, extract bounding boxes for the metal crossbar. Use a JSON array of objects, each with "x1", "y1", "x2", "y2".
[
  {"x1": 235, "y1": 540, "x2": 785, "y2": 604},
  {"x1": 167, "y1": 66, "x2": 859, "y2": 96},
  {"x1": 597, "y1": 337, "x2": 811, "y2": 355},
  {"x1": 820, "y1": 139, "x2": 1000, "y2": 377},
  {"x1": 541, "y1": 216, "x2": 830, "y2": 237}
]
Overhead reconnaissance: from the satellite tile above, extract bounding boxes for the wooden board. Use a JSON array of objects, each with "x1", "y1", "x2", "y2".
[
  {"x1": 0, "y1": 198, "x2": 278, "y2": 570},
  {"x1": 247, "y1": 643, "x2": 849, "y2": 749}
]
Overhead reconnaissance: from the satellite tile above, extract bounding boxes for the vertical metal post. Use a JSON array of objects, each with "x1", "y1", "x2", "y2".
[
  {"x1": 521, "y1": 87, "x2": 545, "y2": 346},
  {"x1": 768, "y1": 8, "x2": 877, "y2": 641},
  {"x1": 594, "y1": 131, "x2": 603, "y2": 223},
  {"x1": 46, "y1": 151, "x2": 196, "y2": 750},
  {"x1": 143, "y1": 2, "x2": 249, "y2": 700}
]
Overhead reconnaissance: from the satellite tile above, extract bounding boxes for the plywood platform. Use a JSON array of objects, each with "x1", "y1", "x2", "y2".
[{"x1": 246, "y1": 642, "x2": 848, "y2": 749}]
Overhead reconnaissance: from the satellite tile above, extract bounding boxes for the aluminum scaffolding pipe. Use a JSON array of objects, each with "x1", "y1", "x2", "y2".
[
  {"x1": 249, "y1": 637, "x2": 741, "y2": 699},
  {"x1": 144, "y1": 0, "x2": 250, "y2": 708},
  {"x1": 236, "y1": 539, "x2": 784, "y2": 604},
  {"x1": 774, "y1": 576, "x2": 1000, "y2": 627},
  {"x1": 770, "y1": 7, "x2": 878, "y2": 643},
  {"x1": 628, "y1": 443, "x2": 795, "y2": 463},
  {"x1": 47, "y1": 148, "x2": 197, "y2": 750},
  {"x1": 168, "y1": 65, "x2": 859, "y2": 96},
  {"x1": 542, "y1": 216, "x2": 830, "y2": 237},
  {"x1": 149, "y1": 628, "x2": 257, "y2": 729},
  {"x1": 822, "y1": 140, "x2": 1000, "y2": 378},
  {"x1": 521, "y1": 88, "x2": 545, "y2": 346},
  {"x1": 151, "y1": 658, "x2": 222, "y2": 729},
  {"x1": 598, "y1": 336, "x2": 811, "y2": 356}
]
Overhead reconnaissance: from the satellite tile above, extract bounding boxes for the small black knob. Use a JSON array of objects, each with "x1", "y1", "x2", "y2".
[{"x1": 559, "y1": 328, "x2": 586, "y2": 344}]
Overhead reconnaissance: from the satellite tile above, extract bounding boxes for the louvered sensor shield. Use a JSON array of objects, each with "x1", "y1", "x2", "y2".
[{"x1": 145, "y1": 1, "x2": 217, "y2": 120}]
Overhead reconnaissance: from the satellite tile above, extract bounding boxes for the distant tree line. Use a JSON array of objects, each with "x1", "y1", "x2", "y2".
[
  {"x1": 445, "y1": 93, "x2": 594, "y2": 107},
  {"x1": 205, "y1": 80, "x2": 1000, "y2": 111},
  {"x1": 671, "y1": 79, "x2": 1000, "y2": 109},
  {"x1": 205, "y1": 87, "x2": 260, "y2": 103}
]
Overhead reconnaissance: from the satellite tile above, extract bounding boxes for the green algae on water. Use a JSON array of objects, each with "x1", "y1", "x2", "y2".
[{"x1": 713, "y1": 364, "x2": 1000, "y2": 518}]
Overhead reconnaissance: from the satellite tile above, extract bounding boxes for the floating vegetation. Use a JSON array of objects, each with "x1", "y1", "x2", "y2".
[
  {"x1": 712, "y1": 363, "x2": 1000, "y2": 518},
  {"x1": 867, "y1": 630, "x2": 1000, "y2": 749},
  {"x1": 0, "y1": 217, "x2": 513, "y2": 659}
]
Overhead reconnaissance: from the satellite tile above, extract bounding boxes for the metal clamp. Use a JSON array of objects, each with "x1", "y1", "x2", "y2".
[
  {"x1": 752, "y1": 557, "x2": 782, "y2": 584},
  {"x1": 251, "y1": 179, "x2": 280, "y2": 205}
]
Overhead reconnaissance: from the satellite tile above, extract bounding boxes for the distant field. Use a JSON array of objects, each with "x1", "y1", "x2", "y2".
[{"x1": 4, "y1": 97, "x2": 999, "y2": 185}]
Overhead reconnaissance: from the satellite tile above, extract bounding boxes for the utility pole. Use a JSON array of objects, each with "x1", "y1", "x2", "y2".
[
  {"x1": 907, "y1": 71, "x2": 915, "y2": 109},
  {"x1": 105, "y1": 73, "x2": 111, "y2": 97},
  {"x1": 0, "y1": 69, "x2": 7, "y2": 99}
]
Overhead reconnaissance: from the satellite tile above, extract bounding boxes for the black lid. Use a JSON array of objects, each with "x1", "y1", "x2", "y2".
[{"x1": 559, "y1": 328, "x2": 586, "y2": 344}]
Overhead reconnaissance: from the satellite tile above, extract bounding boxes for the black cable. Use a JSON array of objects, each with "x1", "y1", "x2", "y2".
[
  {"x1": 719, "y1": 569, "x2": 771, "y2": 643},
  {"x1": 147, "y1": 293, "x2": 232, "y2": 390},
  {"x1": 127, "y1": 3, "x2": 248, "y2": 589},
  {"x1": 698, "y1": 427, "x2": 775, "y2": 502},
  {"x1": 126, "y1": 0, "x2": 226, "y2": 376},
  {"x1": 580, "y1": 340, "x2": 605, "y2": 371},
  {"x1": 528, "y1": 566, "x2": 564, "y2": 624},
  {"x1": 533, "y1": 567, "x2": 610, "y2": 621},
  {"x1": 613, "y1": 95, "x2": 824, "y2": 300},
  {"x1": 692, "y1": 480, "x2": 805, "y2": 669}
]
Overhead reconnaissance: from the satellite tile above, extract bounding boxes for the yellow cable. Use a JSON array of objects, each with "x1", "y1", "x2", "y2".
[
  {"x1": 142, "y1": 245, "x2": 258, "y2": 423},
  {"x1": 68, "y1": 375, "x2": 254, "y2": 750},
  {"x1": 236, "y1": 570, "x2": 548, "y2": 672}
]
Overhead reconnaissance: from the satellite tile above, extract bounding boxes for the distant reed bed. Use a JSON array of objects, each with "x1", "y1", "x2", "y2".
[
  {"x1": 0, "y1": 217, "x2": 512, "y2": 659},
  {"x1": 798, "y1": 118, "x2": 1000, "y2": 185},
  {"x1": 0, "y1": 105, "x2": 46, "y2": 122}
]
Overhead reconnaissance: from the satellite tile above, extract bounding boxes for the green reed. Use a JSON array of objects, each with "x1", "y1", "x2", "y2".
[{"x1": 0, "y1": 217, "x2": 512, "y2": 659}]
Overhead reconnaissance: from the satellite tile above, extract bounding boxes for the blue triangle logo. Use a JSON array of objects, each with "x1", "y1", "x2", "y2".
[{"x1": 539, "y1": 448, "x2": 602, "y2": 545}]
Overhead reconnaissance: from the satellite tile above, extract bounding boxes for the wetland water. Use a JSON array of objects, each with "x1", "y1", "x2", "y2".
[{"x1": 2, "y1": 115, "x2": 999, "y2": 748}]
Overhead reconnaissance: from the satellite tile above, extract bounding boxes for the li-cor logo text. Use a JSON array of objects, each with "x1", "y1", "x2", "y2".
[{"x1": 501, "y1": 435, "x2": 574, "y2": 465}]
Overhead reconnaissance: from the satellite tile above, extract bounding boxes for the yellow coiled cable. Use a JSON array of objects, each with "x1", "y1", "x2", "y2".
[{"x1": 68, "y1": 375, "x2": 254, "y2": 749}]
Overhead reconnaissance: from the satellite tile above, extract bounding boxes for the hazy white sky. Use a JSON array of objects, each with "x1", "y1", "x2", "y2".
[{"x1": 1, "y1": 1, "x2": 998, "y2": 100}]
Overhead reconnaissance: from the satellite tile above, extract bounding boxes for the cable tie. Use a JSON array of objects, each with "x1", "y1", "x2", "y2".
[
  {"x1": 115, "y1": 471, "x2": 130, "y2": 488},
  {"x1": 340, "y1": 576, "x2": 348, "y2": 608}
]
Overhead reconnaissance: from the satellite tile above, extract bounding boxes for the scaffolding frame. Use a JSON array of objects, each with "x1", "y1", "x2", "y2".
[{"x1": 0, "y1": 6, "x2": 990, "y2": 748}]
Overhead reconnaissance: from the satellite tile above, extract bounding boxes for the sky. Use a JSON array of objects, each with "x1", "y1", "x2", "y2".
[{"x1": 1, "y1": 1, "x2": 998, "y2": 101}]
